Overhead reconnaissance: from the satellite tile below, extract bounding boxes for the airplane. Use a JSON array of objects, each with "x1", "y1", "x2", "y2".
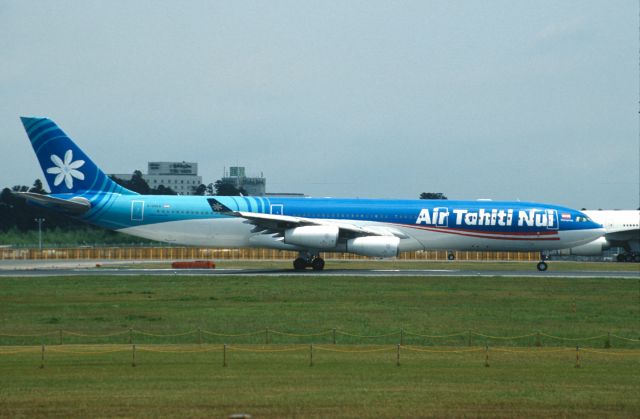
[
  {"x1": 560, "y1": 210, "x2": 640, "y2": 262},
  {"x1": 15, "y1": 116, "x2": 605, "y2": 271}
]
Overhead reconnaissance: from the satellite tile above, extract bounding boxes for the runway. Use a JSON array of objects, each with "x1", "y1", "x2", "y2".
[{"x1": 0, "y1": 260, "x2": 637, "y2": 278}]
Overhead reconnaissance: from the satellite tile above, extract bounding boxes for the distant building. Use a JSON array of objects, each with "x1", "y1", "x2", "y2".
[
  {"x1": 112, "y1": 162, "x2": 202, "y2": 195},
  {"x1": 221, "y1": 166, "x2": 266, "y2": 196}
]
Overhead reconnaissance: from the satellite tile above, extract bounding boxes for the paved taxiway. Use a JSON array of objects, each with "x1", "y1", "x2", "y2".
[
  {"x1": 0, "y1": 266, "x2": 637, "y2": 279},
  {"x1": 0, "y1": 259, "x2": 637, "y2": 278}
]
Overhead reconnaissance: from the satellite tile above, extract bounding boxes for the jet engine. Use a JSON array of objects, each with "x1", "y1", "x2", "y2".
[
  {"x1": 284, "y1": 225, "x2": 339, "y2": 249},
  {"x1": 346, "y1": 236, "x2": 400, "y2": 258},
  {"x1": 567, "y1": 237, "x2": 610, "y2": 256}
]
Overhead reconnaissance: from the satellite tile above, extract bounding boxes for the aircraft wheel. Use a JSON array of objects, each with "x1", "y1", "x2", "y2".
[
  {"x1": 293, "y1": 258, "x2": 308, "y2": 270},
  {"x1": 311, "y1": 258, "x2": 325, "y2": 271},
  {"x1": 536, "y1": 261, "x2": 548, "y2": 272},
  {"x1": 447, "y1": 252, "x2": 455, "y2": 261}
]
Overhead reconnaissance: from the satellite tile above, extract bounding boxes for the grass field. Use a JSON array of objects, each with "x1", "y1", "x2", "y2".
[{"x1": 0, "y1": 273, "x2": 639, "y2": 417}]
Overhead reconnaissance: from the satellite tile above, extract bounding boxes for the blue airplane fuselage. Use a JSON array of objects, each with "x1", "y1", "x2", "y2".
[{"x1": 18, "y1": 116, "x2": 605, "y2": 265}]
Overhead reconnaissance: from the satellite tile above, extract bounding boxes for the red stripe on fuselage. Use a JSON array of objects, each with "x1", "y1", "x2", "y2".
[{"x1": 403, "y1": 224, "x2": 560, "y2": 241}]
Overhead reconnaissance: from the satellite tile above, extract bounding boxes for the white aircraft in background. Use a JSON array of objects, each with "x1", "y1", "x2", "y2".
[{"x1": 563, "y1": 210, "x2": 640, "y2": 262}]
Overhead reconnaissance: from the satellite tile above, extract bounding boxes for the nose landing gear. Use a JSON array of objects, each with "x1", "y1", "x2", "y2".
[{"x1": 537, "y1": 251, "x2": 550, "y2": 272}]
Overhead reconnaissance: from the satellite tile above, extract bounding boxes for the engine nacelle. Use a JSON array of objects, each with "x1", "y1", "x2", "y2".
[
  {"x1": 568, "y1": 236, "x2": 610, "y2": 256},
  {"x1": 347, "y1": 236, "x2": 400, "y2": 258},
  {"x1": 284, "y1": 225, "x2": 339, "y2": 249}
]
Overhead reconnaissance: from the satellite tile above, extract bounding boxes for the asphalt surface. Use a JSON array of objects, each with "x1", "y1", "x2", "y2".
[{"x1": 0, "y1": 260, "x2": 637, "y2": 278}]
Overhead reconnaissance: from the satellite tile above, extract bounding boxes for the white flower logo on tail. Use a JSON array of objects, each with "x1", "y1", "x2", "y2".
[{"x1": 46, "y1": 150, "x2": 85, "y2": 189}]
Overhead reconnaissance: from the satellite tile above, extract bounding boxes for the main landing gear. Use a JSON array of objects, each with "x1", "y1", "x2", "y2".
[
  {"x1": 447, "y1": 251, "x2": 456, "y2": 261},
  {"x1": 293, "y1": 252, "x2": 325, "y2": 271},
  {"x1": 616, "y1": 252, "x2": 640, "y2": 263}
]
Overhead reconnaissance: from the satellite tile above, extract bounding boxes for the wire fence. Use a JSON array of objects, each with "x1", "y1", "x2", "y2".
[
  {"x1": 2, "y1": 343, "x2": 639, "y2": 370},
  {"x1": 0, "y1": 328, "x2": 638, "y2": 349}
]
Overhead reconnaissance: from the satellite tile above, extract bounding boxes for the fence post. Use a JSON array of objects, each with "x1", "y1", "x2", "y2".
[
  {"x1": 132, "y1": 344, "x2": 136, "y2": 367},
  {"x1": 575, "y1": 346, "x2": 581, "y2": 368},
  {"x1": 309, "y1": 344, "x2": 313, "y2": 367},
  {"x1": 396, "y1": 344, "x2": 401, "y2": 367},
  {"x1": 223, "y1": 344, "x2": 227, "y2": 367},
  {"x1": 332, "y1": 328, "x2": 336, "y2": 345},
  {"x1": 605, "y1": 332, "x2": 611, "y2": 349},
  {"x1": 59, "y1": 329, "x2": 63, "y2": 345},
  {"x1": 536, "y1": 332, "x2": 541, "y2": 347},
  {"x1": 484, "y1": 345, "x2": 490, "y2": 368},
  {"x1": 40, "y1": 343, "x2": 45, "y2": 369}
]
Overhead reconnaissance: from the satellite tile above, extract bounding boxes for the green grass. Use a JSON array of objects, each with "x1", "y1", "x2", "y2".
[
  {"x1": 0, "y1": 274, "x2": 639, "y2": 417},
  {"x1": 0, "y1": 275, "x2": 638, "y2": 346},
  {"x1": 1, "y1": 345, "x2": 638, "y2": 417}
]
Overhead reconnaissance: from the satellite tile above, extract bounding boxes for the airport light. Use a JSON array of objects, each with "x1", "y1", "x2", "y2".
[{"x1": 34, "y1": 218, "x2": 45, "y2": 250}]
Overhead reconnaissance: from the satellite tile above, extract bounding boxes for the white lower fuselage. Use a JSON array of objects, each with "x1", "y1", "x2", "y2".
[{"x1": 119, "y1": 217, "x2": 601, "y2": 253}]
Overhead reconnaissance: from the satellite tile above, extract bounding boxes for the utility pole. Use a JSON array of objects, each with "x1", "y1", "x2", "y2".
[{"x1": 34, "y1": 218, "x2": 45, "y2": 250}]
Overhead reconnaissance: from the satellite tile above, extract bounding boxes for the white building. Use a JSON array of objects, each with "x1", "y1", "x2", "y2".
[
  {"x1": 221, "y1": 166, "x2": 266, "y2": 196},
  {"x1": 112, "y1": 162, "x2": 203, "y2": 195}
]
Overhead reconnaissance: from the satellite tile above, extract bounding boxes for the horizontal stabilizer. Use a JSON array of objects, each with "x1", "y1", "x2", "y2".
[{"x1": 14, "y1": 192, "x2": 91, "y2": 214}]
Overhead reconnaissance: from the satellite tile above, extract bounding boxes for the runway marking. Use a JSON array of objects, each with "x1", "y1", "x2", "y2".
[{"x1": 373, "y1": 269, "x2": 456, "y2": 272}]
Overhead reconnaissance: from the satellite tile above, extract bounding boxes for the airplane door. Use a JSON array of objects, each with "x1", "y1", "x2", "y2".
[
  {"x1": 131, "y1": 201, "x2": 144, "y2": 221},
  {"x1": 270, "y1": 204, "x2": 283, "y2": 215}
]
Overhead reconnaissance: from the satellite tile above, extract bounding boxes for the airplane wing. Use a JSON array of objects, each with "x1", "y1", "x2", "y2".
[
  {"x1": 234, "y1": 210, "x2": 407, "y2": 237},
  {"x1": 14, "y1": 192, "x2": 91, "y2": 214},
  {"x1": 604, "y1": 229, "x2": 640, "y2": 243},
  {"x1": 208, "y1": 198, "x2": 408, "y2": 239}
]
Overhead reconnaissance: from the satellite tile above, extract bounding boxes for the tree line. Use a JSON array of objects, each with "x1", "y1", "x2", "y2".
[
  {"x1": 1, "y1": 170, "x2": 447, "y2": 237},
  {"x1": 0, "y1": 172, "x2": 249, "y2": 236},
  {"x1": 111, "y1": 170, "x2": 246, "y2": 196}
]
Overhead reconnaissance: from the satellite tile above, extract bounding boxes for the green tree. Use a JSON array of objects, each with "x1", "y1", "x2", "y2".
[
  {"x1": 2, "y1": 181, "x2": 80, "y2": 232},
  {"x1": 12, "y1": 185, "x2": 28, "y2": 193},
  {"x1": 110, "y1": 171, "x2": 151, "y2": 194},
  {"x1": 214, "y1": 180, "x2": 246, "y2": 196},
  {"x1": 152, "y1": 185, "x2": 177, "y2": 195},
  {"x1": 419, "y1": 192, "x2": 448, "y2": 200},
  {"x1": 193, "y1": 184, "x2": 207, "y2": 196},
  {"x1": 129, "y1": 170, "x2": 151, "y2": 194},
  {"x1": 29, "y1": 179, "x2": 47, "y2": 194}
]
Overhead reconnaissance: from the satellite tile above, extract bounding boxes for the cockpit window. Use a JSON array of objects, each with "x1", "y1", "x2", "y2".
[{"x1": 575, "y1": 216, "x2": 591, "y2": 223}]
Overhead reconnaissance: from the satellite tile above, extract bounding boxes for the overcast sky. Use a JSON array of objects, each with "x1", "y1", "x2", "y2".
[{"x1": 1, "y1": 1, "x2": 638, "y2": 209}]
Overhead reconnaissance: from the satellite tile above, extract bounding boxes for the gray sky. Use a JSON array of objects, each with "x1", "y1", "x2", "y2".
[{"x1": 1, "y1": 0, "x2": 638, "y2": 209}]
